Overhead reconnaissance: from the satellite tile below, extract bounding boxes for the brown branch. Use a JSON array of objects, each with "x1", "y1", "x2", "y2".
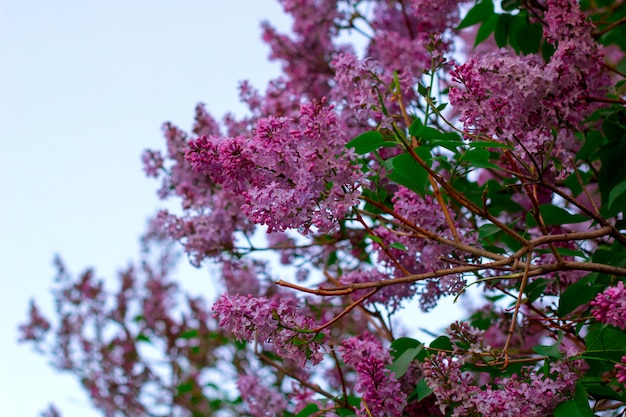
[
  {"x1": 257, "y1": 353, "x2": 334, "y2": 399},
  {"x1": 539, "y1": 180, "x2": 626, "y2": 247},
  {"x1": 594, "y1": 15, "x2": 626, "y2": 37},
  {"x1": 360, "y1": 196, "x2": 506, "y2": 261},
  {"x1": 312, "y1": 289, "x2": 379, "y2": 332},
  {"x1": 500, "y1": 253, "x2": 532, "y2": 369},
  {"x1": 329, "y1": 344, "x2": 350, "y2": 409}
]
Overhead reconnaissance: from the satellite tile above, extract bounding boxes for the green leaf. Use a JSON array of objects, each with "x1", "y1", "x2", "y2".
[
  {"x1": 526, "y1": 205, "x2": 588, "y2": 227},
  {"x1": 179, "y1": 329, "x2": 198, "y2": 339},
  {"x1": 347, "y1": 131, "x2": 394, "y2": 155},
  {"x1": 136, "y1": 333, "x2": 151, "y2": 343},
  {"x1": 585, "y1": 384, "x2": 625, "y2": 401},
  {"x1": 608, "y1": 178, "x2": 626, "y2": 211},
  {"x1": 389, "y1": 346, "x2": 423, "y2": 378},
  {"x1": 411, "y1": 379, "x2": 434, "y2": 402},
  {"x1": 391, "y1": 337, "x2": 421, "y2": 359},
  {"x1": 457, "y1": 0, "x2": 495, "y2": 30},
  {"x1": 177, "y1": 382, "x2": 194, "y2": 395},
  {"x1": 558, "y1": 274, "x2": 599, "y2": 317},
  {"x1": 532, "y1": 338, "x2": 562, "y2": 359},
  {"x1": 478, "y1": 223, "x2": 501, "y2": 239},
  {"x1": 295, "y1": 404, "x2": 319, "y2": 417},
  {"x1": 389, "y1": 242, "x2": 408, "y2": 251},
  {"x1": 410, "y1": 119, "x2": 446, "y2": 141},
  {"x1": 475, "y1": 12, "x2": 498, "y2": 46},
  {"x1": 409, "y1": 118, "x2": 423, "y2": 136},
  {"x1": 494, "y1": 13, "x2": 513, "y2": 47},
  {"x1": 366, "y1": 234, "x2": 383, "y2": 244},
  {"x1": 524, "y1": 277, "x2": 547, "y2": 304},
  {"x1": 460, "y1": 148, "x2": 501, "y2": 169},
  {"x1": 501, "y1": 0, "x2": 520, "y2": 11},
  {"x1": 469, "y1": 141, "x2": 510, "y2": 149},
  {"x1": 586, "y1": 326, "x2": 626, "y2": 362},
  {"x1": 553, "y1": 382, "x2": 594, "y2": 417},
  {"x1": 429, "y1": 336, "x2": 453, "y2": 351},
  {"x1": 387, "y1": 153, "x2": 429, "y2": 196},
  {"x1": 508, "y1": 13, "x2": 543, "y2": 54}
]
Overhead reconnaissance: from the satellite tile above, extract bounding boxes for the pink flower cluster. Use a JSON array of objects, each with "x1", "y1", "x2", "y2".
[
  {"x1": 374, "y1": 187, "x2": 472, "y2": 310},
  {"x1": 212, "y1": 293, "x2": 328, "y2": 366},
  {"x1": 422, "y1": 352, "x2": 577, "y2": 416},
  {"x1": 186, "y1": 99, "x2": 363, "y2": 235},
  {"x1": 449, "y1": 0, "x2": 607, "y2": 177},
  {"x1": 590, "y1": 281, "x2": 626, "y2": 330},
  {"x1": 339, "y1": 333, "x2": 407, "y2": 417},
  {"x1": 339, "y1": 269, "x2": 414, "y2": 312},
  {"x1": 237, "y1": 374, "x2": 288, "y2": 417}
]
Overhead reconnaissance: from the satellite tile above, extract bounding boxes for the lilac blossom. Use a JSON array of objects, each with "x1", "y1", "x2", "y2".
[
  {"x1": 220, "y1": 259, "x2": 263, "y2": 296},
  {"x1": 340, "y1": 333, "x2": 407, "y2": 417},
  {"x1": 212, "y1": 293, "x2": 328, "y2": 366},
  {"x1": 187, "y1": 99, "x2": 363, "y2": 235},
  {"x1": 372, "y1": 187, "x2": 472, "y2": 310},
  {"x1": 450, "y1": 0, "x2": 607, "y2": 178},
  {"x1": 339, "y1": 269, "x2": 414, "y2": 312},
  {"x1": 422, "y1": 352, "x2": 577, "y2": 417},
  {"x1": 237, "y1": 374, "x2": 288, "y2": 417},
  {"x1": 590, "y1": 281, "x2": 626, "y2": 330}
]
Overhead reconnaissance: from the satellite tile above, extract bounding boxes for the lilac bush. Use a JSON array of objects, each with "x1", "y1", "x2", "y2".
[{"x1": 20, "y1": 0, "x2": 626, "y2": 416}]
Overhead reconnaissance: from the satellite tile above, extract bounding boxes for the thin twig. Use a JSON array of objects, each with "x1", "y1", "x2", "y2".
[{"x1": 500, "y1": 253, "x2": 532, "y2": 369}]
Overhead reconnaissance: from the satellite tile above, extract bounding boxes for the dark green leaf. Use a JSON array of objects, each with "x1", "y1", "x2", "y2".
[
  {"x1": 608, "y1": 178, "x2": 626, "y2": 211},
  {"x1": 469, "y1": 141, "x2": 510, "y2": 149},
  {"x1": 389, "y1": 242, "x2": 408, "y2": 251},
  {"x1": 295, "y1": 404, "x2": 319, "y2": 417},
  {"x1": 585, "y1": 384, "x2": 625, "y2": 401},
  {"x1": 411, "y1": 379, "x2": 434, "y2": 402},
  {"x1": 388, "y1": 153, "x2": 429, "y2": 196},
  {"x1": 457, "y1": 0, "x2": 495, "y2": 29},
  {"x1": 524, "y1": 278, "x2": 547, "y2": 303},
  {"x1": 179, "y1": 329, "x2": 198, "y2": 340},
  {"x1": 586, "y1": 326, "x2": 626, "y2": 362},
  {"x1": 558, "y1": 274, "x2": 599, "y2": 317},
  {"x1": 460, "y1": 148, "x2": 501, "y2": 169},
  {"x1": 495, "y1": 13, "x2": 513, "y2": 47},
  {"x1": 553, "y1": 382, "x2": 594, "y2": 417},
  {"x1": 475, "y1": 12, "x2": 498, "y2": 46},
  {"x1": 429, "y1": 336, "x2": 453, "y2": 351},
  {"x1": 525, "y1": 205, "x2": 588, "y2": 227},
  {"x1": 136, "y1": 333, "x2": 151, "y2": 343},
  {"x1": 177, "y1": 382, "x2": 194, "y2": 395},
  {"x1": 508, "y1": 14, "x2": 543, "y2": 54},
  {"x1": 391, "y1": 337, "x2": 421, "y2": 359},
  {"x1": 347, "y1": 131, "x2": 394, "y2": 155}
]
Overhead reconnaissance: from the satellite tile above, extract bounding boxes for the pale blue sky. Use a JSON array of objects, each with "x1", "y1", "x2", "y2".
[
  {"x1": 0, "y1": 2, "x2": 290, "y2": 415},
  {"x1": 0, "y1": 2, "x2": 465, "y2": 416}
]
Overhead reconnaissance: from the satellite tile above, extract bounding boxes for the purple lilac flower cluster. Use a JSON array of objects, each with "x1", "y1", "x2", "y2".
[
  {"x1": 373, "y1": 187, "x2": 472, "y2": 310},
  {"x1": 186, "y1": 99, "x2": 363, "y2": 235},
  {"x1": 339, "y1": 333, "x2": 407, "y2": 417},
  {"x1": 590, "y1": 281, "x2": 626, "y2": 330},
  {"x1": 449, "y1": 0, "x2": 607, "y2": 177},
  {"x1": 212, "y1": 293, "x2": 328, "y2": 366},
  {"x1": 339, "y1": 269, "x2": 414, "y2": 312},
  {"x1": 422, "y1": 352, "x2": 577, "y2": 417},
  {"x1": 237, "y1": 374, "x2": 288, "y2": 417}
]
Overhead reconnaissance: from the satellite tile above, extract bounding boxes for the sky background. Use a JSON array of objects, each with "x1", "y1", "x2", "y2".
[{"x1": 0, "y1": 2, "x2": 467, "y2": 416}]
